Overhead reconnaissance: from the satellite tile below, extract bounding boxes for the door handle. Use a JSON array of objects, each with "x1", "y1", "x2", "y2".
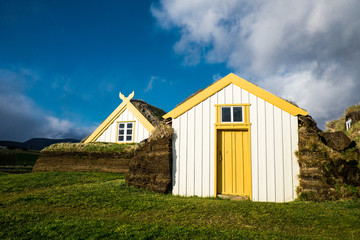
[{"x1": 219, "y1": 151, "x2": 222, "y2": 161}]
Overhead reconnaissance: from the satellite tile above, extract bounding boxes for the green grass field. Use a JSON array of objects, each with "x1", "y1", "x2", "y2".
[{"x1": 1, "y1": 172, "x2": 359, "y2": 239}]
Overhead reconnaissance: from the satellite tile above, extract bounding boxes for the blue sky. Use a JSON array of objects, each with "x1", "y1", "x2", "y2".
[{"x1": 1, "y1": 0, "x2": 360, "y2": 141}]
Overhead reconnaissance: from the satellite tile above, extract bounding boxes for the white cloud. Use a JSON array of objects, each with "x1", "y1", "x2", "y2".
[
  {"x1": 144, "y1": 76, "x2": 158, "y2": 92},
  {"x1": 144, "y1": 76, "x2": 171, "y2": 92},
  {"x1": 0, "y1": 68, "x2": 94, "y2": 141},
  {"x1": 152, "y1": 0, "x2": 360, "y2": 128}
]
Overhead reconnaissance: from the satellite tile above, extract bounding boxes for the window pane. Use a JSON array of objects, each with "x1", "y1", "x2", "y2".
[
  {"x1": 127, "y1": 129, "x2": 132, "y2": 135},
  {"x1": 233, "y1": 107, "x2": 243, "y2": 122},
  {"x1": 127, "y1": 123, "x2": 133, "y2": 128},
  {"x1": 119, "y1": 130, "x2": 124, "y2": 135},
  {"x1": 126, "y1": 136, "x2": 132, "y2": 141},
  {"x1": 221, "y1": 107, "x2": 231, "y2": 122},
  {"x1": 119, "y1": 123, "x2": 125, "y2": 129},
  {"x1": 118, "y1": 136, "x2": 124, "y2": 141}
]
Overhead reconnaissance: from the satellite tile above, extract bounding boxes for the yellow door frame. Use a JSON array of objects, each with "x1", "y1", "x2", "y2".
[{"x1": 214, "y1": 104, "x2": 252, "y2": 199}]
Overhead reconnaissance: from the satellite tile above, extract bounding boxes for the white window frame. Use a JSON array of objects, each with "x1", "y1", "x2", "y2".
[
  {"x1": 117, "y1": 121, "x2": 135, "y2": 143},
  {"x1": 221, "y1": 106, "x2": 244, "y2": 123},
  {"x1": 346, "y1": 119, "x2": 352, "y2": 131}
]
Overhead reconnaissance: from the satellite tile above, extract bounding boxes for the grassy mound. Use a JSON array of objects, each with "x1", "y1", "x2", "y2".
[
  {"x1": 1, "y1": 172, "x2": 360, "y2": 239},
  {"x1": 42, "y1": 142, "x2": 137, "y2": 154}
]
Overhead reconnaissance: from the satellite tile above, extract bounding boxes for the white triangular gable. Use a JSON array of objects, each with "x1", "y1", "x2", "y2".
[{"x1": 96, "y1": 108, "x2": 150, "y2": 143}]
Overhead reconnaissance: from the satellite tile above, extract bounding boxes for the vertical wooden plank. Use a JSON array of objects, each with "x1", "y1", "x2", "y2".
[
  {"x1": 257, "y1": 98, "x2": 267, "y2": 201},
  {"x1": 209, "y1": 92, "x2": 217, "y2": 196},
  {"x1": 194, "y1": 103, "x2": 203, "y2": 196},
  {"x1": 235, "y1": 131, "x2": 246, "y2": 195},
  {"x1": 179, "y1": 113, "x2": 188, "y2": 196},
  {"x1": 124, "y1": 108, "x2": 130, "y2": 120},
  {"x1": 225, "y1": 84, "x2": 232, "y2": 104},
  {"x1": 243, "y1": 130, "x2": 251, "y2": 198},
  {"x1": 119, "y1": 109, "x2": 125, "y2": 121},
  {"x1": 110, "y1": 122, "x2": 115, "y2": 142},
  {"x1": 105, "y1": 123, "x2": 110, "y2": 142},
  {"x1": 134, "y1": 116, "x2": 140, "y2": 142},
  {"x1": 187, "y1": 108, "x2": 195, "y2": 196},
  {"x1": 232, "y1": 84, "x2": 242, "y2": 103},
  {"x1": 201, "y1": 98, "x2": 210, "y2": 197},
  {"x1": 217, "y1": 88, "x2": 225, "y2": 105},
  {"x1": 101, "y1": 124, "x2": 107, "y2": 142},
  {"x1": 232, "y1": 131, "x2": 237, "y2": 195},
  {"x1": 241, "y1": 88, "x2": 249, "y2": 104},
  {"x1": 249, "y1": 93, "x2": 258, "y2": 201},
  {"x1": 274, "y1": 107, "x2": 285, "y2": 202},
  {"x1": 282, "y1": 112, "x2": 293, "y2": 201},
  {"x1": 291, "y1": 115, "x2": 300, "y2": 200},
  {"x1": 266, "y1": 102, "x2": 276, "y2": 202},
  {"x1": 238, "y1": 131, "x2": 245, "y2": 195},
  {"x1": 224, "y1": 131, "x2": 231, "y2": 193},
  {"x1": 234, "y1": 131, "x2": 238, "y2": 194},
  {"x1": 216, "y1": 130, "x2": 221, "y2": 194}
]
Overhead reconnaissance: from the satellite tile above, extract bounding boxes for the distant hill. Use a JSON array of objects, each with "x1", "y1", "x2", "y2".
[{"x1": 0, "y1": 138, "x2": 80, "y2": 151}]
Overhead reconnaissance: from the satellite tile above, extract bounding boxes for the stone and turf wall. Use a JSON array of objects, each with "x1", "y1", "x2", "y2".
[
  {"x1": 33, "y1": 143, "x2": 135, "y2": 173},
  {"x1": 297, "y1": 116, "x2": 360, "y2": 201},
  {"x1": 126, "y1": 125, "x2": 173, "y2": 193},
  {"x1": 33, "y1": 152, "x2": 131, "y2": 173}
]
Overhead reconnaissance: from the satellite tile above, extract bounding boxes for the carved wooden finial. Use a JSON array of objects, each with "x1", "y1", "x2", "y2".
[
  {"x1": 119, "y1": 91, "x2": 135, "y2": 104},
  {"x1": 119, "y1": 92, "x2": 126, "y2": 100}
]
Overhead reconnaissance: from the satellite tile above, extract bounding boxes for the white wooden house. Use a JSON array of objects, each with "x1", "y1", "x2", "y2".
[
  {"x1": 163, "y1": 73, "x2": 308, "y2": 202},
  {"x1": 84, "y1": 92, "x2": 165, "y2": 143}
]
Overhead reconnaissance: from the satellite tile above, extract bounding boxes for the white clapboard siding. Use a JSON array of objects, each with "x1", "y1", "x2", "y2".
[
  {"x1": 172, "y1": 83, "x2": 299, "y2": 202},
  {"x1": 96, "y1": 108, "x2": 150, "y2": 143}
]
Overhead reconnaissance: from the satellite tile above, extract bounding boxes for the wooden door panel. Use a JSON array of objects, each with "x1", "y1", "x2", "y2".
[{"x1": 217, "y1": 130, "x2": 251, "y2": 197}]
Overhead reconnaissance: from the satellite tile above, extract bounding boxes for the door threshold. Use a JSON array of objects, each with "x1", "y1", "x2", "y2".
[{"x1": 217, "y1": 194, "x2": 250, "y2": 201}]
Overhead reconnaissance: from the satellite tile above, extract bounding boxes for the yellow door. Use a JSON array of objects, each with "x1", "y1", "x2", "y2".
[{"x1": 217, "y1": 130, "x2": 251, "y2": 197}]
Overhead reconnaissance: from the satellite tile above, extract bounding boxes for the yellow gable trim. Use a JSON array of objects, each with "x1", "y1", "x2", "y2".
[
  {"x1": 84, "y1": 92, "x2": 155, "y2": 143},
  {"x1": 163, "y1": 73, "x2": 308, "y2": 119}
]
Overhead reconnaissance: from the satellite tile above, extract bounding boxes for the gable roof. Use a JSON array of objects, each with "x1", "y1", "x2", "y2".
[
  {"x1": 163, "y1": 73, "x2": 308, "y2": 119},
  {"x1": 84, "y1": 92, "x2": 165, "y2": 143}
]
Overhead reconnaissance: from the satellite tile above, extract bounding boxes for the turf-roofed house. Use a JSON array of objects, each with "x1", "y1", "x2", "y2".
[
  {"x1": 84, "y1": 92, "x2": 166, "y2": 143},
  {"x1": 164, "y1": 73, "x2": 308, "y2": 202}
]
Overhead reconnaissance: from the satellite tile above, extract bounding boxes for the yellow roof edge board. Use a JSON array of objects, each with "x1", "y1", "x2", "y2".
[
  {"x1": 84, "y1": 92, "x2": 155, "y2": 143},
  {"x1": 163, "y1": 73, "x2": 308, "y2": 119}
]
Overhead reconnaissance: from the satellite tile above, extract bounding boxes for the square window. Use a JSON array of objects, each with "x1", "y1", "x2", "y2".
[
  {"x1": 221, "y1": 107, "x2": 231, "y2": 122},
  {"x1": 220, "y1": 106, "x2": 244, "y2": 123},
  {"x1": 117, "y1": 122, "x2": 135, "y2": 142},
  {"x1": 233, "y1": 107, "x2": 243, "y2": 122}
]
